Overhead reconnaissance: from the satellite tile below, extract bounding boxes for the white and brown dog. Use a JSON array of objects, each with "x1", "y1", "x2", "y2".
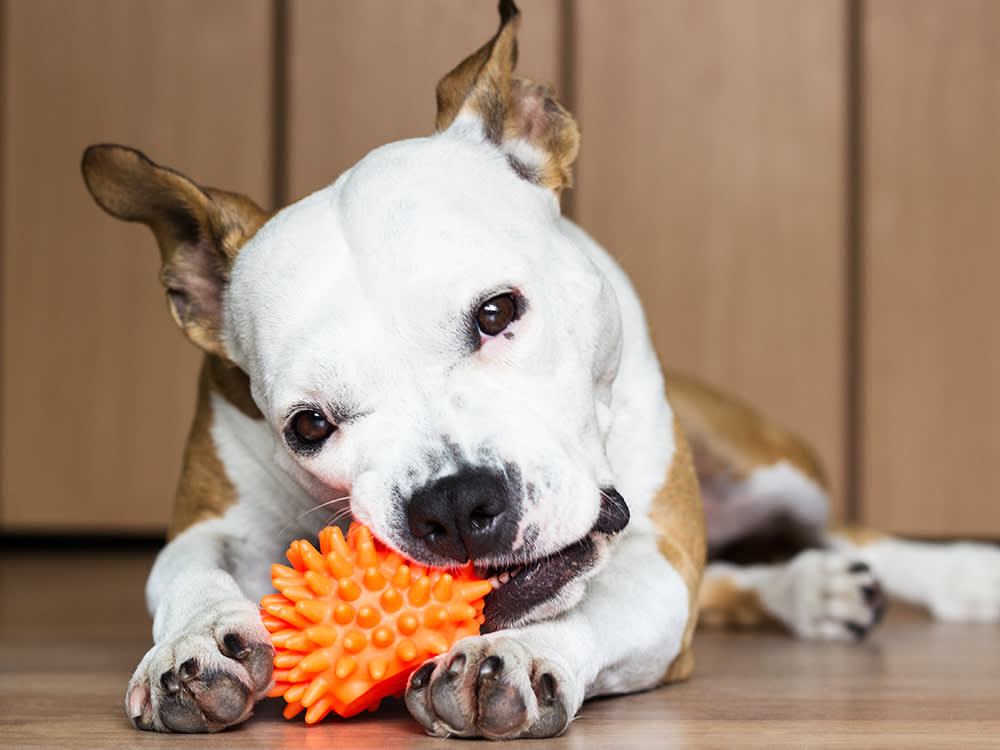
[{"x1": 81, "y1": 1, "x2": 1000, "y2": 739}]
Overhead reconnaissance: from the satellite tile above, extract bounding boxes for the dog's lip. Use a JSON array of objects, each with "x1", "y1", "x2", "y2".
[{"x1": 475, "y1": 488, "x2": 629, "y2": 631}]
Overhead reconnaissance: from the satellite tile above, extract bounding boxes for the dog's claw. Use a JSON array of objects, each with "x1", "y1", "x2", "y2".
[
  {"x1": 410, "y1": 661, "x2": 435, "y2": 691},
  {"x1": 179, "y1": 658, "x2": 200, "y2": 681},
  {"x1": 128, "y1": 683, "x2": 150, "y2": 721},
  {"x1": 222, "y1": 632, "x2": 249, "y2": 659},
  {"x1": 536, "y1": 672, "x2": 557, "y2": 703},
  {"x1": 405, "y1": 634, "x2": 571, "y2": 739},
  {"x1": 160, "y1": 670, "x2": 181, "y2": 694},
  {"x1": 478, "y1": 655, "x2": 502, "y2": 679}
]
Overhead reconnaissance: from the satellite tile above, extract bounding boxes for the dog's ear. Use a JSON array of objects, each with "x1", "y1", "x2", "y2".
[
  {"x1": 81, "y1": 144, "x2": 269, "y2": 357},
  {"x1": 435, "y1": 0, "x2": 580, "y2": 194}
]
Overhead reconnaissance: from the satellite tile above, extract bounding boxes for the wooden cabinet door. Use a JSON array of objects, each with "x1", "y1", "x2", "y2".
[
  {"x1": 860, "y1": 0, "x2": 1000, "y2": 536},
  {"x1": 0, "y1": 0, "x2": 274, "y2": 532},
  {"x1": 572, "y1": 0, "x2": 849, "y2": 514}
]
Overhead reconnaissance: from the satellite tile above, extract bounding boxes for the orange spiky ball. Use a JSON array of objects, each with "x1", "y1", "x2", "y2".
[{"x1": 260, "y1": 522, "x2": 492, "y2": 723}]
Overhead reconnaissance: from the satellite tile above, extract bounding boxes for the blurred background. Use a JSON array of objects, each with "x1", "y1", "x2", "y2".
[{"x1": 0, "y1": 0, "x2": 996, "y2": 539}]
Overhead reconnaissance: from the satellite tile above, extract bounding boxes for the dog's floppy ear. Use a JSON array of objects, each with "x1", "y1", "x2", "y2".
[
  {"x1": 81, "y1": 144, "x2": 269, "y2": 357},
  {"x1": 435, "y1": 0, "x2": 580, "y2": 194}
]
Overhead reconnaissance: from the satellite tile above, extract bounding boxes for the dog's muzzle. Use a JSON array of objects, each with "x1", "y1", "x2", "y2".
[{"x1": 403, "y1": 470, "x2": 631, "y2": 630}]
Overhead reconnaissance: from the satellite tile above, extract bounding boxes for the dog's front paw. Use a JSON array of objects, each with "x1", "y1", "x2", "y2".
[
  {"x1": 919, "y1": 542, "x2": 1000, "y2": 622},
  {"x1": 126, "y1": 599, "x2": 274, "y2": 732},
  {"x1": 761, "y1": 549, "x2": 888, "y2": 641},
  {"x1": 404, "y1": 634, "x2": 572, "y2": 739}
]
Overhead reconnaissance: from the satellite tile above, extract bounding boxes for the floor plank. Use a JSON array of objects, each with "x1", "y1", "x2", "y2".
[{"x1": 1, "y1": 544, "x2": 997, "y2": 748}]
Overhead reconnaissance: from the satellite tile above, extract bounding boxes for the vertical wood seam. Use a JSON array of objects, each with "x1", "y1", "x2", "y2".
[
  {"x1": 270, "y1": 0, "x2": 290, "y2": 210},
  {"x1": 844, "y1": 0, "x2": 865, "y2": 524},
  {"x1": 0, "y1": 0, "x2": 8, "y2": 528},
  {"x1": 558, "y1": 0, "x2": 577, "y2": 220}
]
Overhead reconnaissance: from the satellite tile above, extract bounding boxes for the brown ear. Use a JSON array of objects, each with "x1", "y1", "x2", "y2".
[
  {"x1": 435, "y1": 0, "x2": 580, "y2": 194},
  {"x1": 81, "y1": 144, "x2": 269, "y2": 357}
]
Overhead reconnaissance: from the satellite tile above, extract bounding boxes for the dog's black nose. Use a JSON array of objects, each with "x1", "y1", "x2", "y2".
[{"x1": 407, "y1": 468, "x2": 519, "y2": 563}]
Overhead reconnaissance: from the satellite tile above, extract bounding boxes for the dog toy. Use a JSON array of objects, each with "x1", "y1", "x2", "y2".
[{"x1": 260, "y1": 522, "x2": 492, "y2": 723}]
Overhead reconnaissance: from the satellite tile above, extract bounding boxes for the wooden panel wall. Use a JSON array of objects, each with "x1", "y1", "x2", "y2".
[
  {"x1": 860, "y1": 0, "x2": 1000, "y2": 536},
  {"x1": 2, "y1": 1, "x2": 998, "y2": 537},
  {"x1": 573, "y1": 0, "x2": 849, "y2": 515},
  {"x1": 285, "y1": 0, "x2": 562, "y2": 202},
  {"x1": 0, "y1": 0, "x2": 273, "y2": 532}
]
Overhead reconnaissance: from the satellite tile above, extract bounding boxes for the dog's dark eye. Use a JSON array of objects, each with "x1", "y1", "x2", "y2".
[
  {"x1": 290, "y1": 410, "x2": 335, "y2": 445},
  {"x1": 476, "y1": 293, "x2": 517, "y2": 337}
]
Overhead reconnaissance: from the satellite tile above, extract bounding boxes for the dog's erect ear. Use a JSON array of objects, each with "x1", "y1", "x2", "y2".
[
  {"x1": 435, "y1": 0, "x2": 580, "y2": 194},
  {"x1": 81, "y1": 144, "x2": 269, "y2": 357}
]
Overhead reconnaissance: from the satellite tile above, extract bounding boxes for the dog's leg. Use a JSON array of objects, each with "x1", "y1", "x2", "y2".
[
  {"x1": 405, "y1": 524, "x2": 692, "y2": 739},
  {"x1": 664, "y1": 373, "x2": 891, "y2": 639},
  {"x1": 831, "y1": 528, "x2": 1000, "y2": 622},
  {"x1": 699, "y1": 552, "x2": 887, "y2": 640},
  {"x1": 125, "y1": 520, "x2": 274, "y2": 732}
]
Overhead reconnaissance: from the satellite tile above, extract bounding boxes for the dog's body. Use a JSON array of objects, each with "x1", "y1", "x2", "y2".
[{"x1": 82, "y1": 2, "x2": 1000, "y2": 738}]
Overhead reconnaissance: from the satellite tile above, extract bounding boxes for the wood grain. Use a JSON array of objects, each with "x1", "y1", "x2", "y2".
[
  {"x1": 860, "y1": 0, "x2": 1000, "y2": 535},
  {"x1": 0, "y1": 0, "x2": 273, "y2": 532},
  {"x1": 3, "y1": 544, "x2": 999, "y2": 748},
  {"x1": 285, "y1": 0, "x2": 562, "y2": 201},
  {"x1": 573, "y1": 1, "x2": 848, "y2": 516}
]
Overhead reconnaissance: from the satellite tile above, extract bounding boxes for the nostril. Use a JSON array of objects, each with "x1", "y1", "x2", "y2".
[
  {"x1": 469, "y1": 506, "x2": 498, "y2": 530},
  {"x1": 411, "y1": 516, "x2": 448, "y2": 540}
]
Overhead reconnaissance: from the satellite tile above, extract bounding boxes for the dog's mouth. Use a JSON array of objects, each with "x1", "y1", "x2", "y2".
[
  {"x1": 475, "y1": 534, "x2": 599, "y2": 631},
  {"x1": 475, "y1": 488, "x2": 630, "y2": 631}
]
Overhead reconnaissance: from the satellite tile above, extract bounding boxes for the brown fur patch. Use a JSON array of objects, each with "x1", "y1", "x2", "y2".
[
  {"x1": 697, "y1": 574, "x2": 777, "y2": 629},
  {"x1": 665, "y1": 370, "x2": 827, "y2": 487},
  {"x1": 168, "y1": 357, "x2": 242, "y2": 539},
  {"x1": 434, "y1": 2, "x2": 519, "y2": 135},
  {"x1": 82, "y1": 145, "x2": 270, "y2": 358},
  {"x1": 433, "y1": 4, "x2": 579, "y2": 194},
  {"x1": 504, "y1": 78, "x2": 580, "y2": 193},
  {"x1": 647, "y1": 415, "x2": 706, "y2": 683},
  {"x1": 830, "y1": 523, "x2": 887, "y2": 547},
  {"x1": 205, "y1": 354, "x2": 261, "y2": 421}
]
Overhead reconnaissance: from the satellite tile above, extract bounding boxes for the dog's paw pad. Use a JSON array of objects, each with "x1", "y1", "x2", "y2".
[{"x1": 405, "y1": 635, "x2": 570, "y2": 739}]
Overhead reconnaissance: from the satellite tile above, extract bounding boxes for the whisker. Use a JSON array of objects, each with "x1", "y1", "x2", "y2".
[{"x1": 278, "y1": 494, "x2": 352, "y2": 537}]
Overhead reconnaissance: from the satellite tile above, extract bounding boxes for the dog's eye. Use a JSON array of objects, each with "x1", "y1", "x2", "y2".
[
  {"x1": 290, "y1": 410, "x2": 335, "y2": 445},
  {"x1": 476, "y1": 293, "x2": 517, "y2": 337}
]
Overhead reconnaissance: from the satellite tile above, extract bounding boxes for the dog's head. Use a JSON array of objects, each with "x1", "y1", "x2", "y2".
[{"x1": 82, "y1": 1, "x2": 630, "y2": 629}]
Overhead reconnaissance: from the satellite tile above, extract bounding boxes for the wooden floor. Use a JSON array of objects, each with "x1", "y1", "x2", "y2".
[{"x1": 2, "y1": 542, "x2": 998, "y2": 749}]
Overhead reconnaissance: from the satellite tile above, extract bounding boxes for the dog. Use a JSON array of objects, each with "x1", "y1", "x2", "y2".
[{"x1": 81, "y1": 1, "x2": 1000, "y2": 738}]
